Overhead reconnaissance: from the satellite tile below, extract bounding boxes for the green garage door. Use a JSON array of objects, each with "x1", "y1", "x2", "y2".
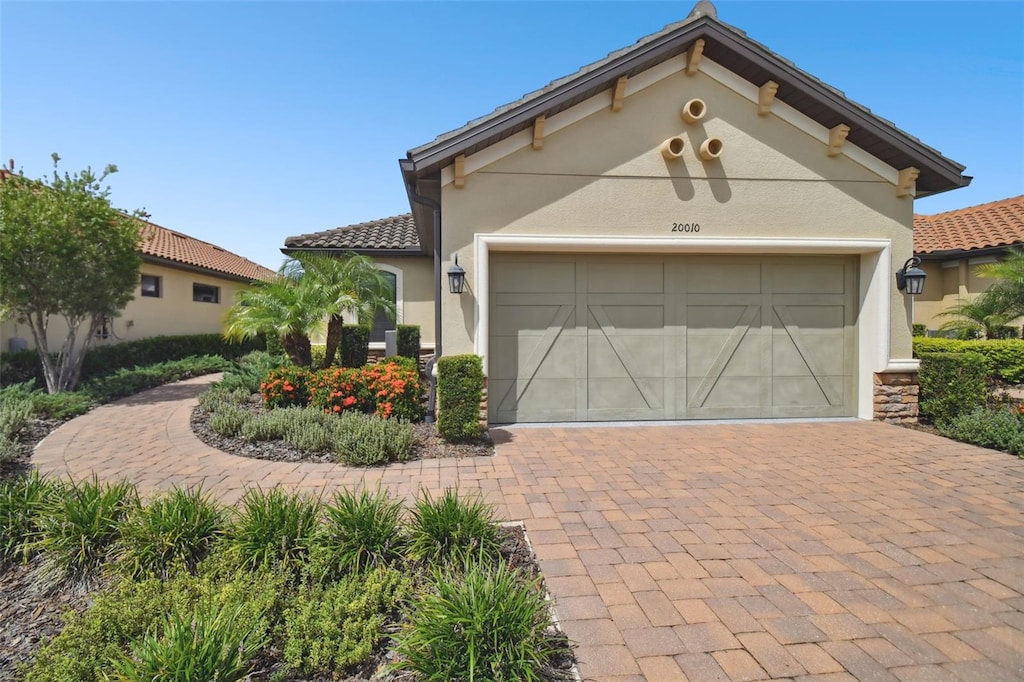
[{"x1": 488, "y1": 254, "x2": 857, "y2": 423}]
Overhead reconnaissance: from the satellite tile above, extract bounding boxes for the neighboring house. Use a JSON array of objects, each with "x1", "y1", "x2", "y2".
[
  {"x1": 913, "y1": 196, "x2": 1024, "y2": 333},
  {"x1": 285, "y1": 1, "x2": 970, "y2": 425},
  {"x1": 2, "y1": 220, "x2": 276, "y2": 351}
]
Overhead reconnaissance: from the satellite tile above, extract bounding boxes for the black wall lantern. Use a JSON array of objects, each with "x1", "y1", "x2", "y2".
[
  {"x1": 447, "y1": 255, "x2": 466, "y2": 294},
  {"x1": 895, "y1": 256, "x2": 926, "y2": 296}
]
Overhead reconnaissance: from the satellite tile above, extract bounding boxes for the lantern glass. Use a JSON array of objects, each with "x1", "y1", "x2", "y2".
[{"x1": 447, "y1": 260, "x2": 466, "y2": 294}]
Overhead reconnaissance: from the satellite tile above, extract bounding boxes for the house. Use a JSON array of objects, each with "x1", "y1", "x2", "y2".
[
  {"x1": 285, "y1": 1, "x2": 970, "y2": 425},
  {"x1": 913, "y1": 196, "x2": 1024, "y2": 333},
  {"x1": 2, "y1": 219, "x2": 276, "y2": 351}
]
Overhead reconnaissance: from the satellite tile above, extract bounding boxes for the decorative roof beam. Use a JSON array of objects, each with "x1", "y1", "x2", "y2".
[
  {"x1": 686, "y1": 38, "x2": 705, "y2": 76},
  {"x1": 896, "y1": 167, "x2": 920, "y2": 198},
  {"x1": 611, "y1": 76, "x2": 628, "y2": 112},
  {"x1": 827, "y1": 124, "x2": 851, "y2": 157},
  {"x1": 757, "y1": 80, "x2": 778, "y2": 115},
  {"x1": 532, "y1": 115, "x2": 545, "y2": 150},
  {"x1": 454, "y1": 155, "x2": 466, "y2": 189}
]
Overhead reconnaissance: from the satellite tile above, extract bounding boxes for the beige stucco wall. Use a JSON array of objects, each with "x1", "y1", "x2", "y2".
[
  {"x1": 371, "y1": 256, "x2": 435, "y2": 346},
  {"x1": 437, "y1": 59, "x2": 916, "y2": 365},
  {"x1": 914, "y1": 255, "x2": 1022, "y2": 333},
  {"x1": 1, "y1": 262, "x2": 252, "y2": 352}
]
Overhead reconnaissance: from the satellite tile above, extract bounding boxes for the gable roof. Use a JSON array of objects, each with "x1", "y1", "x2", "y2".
[
  {"x1": 914, "y1": 196, "x2": 1024, "y2": 257},
  {"x1": 139, "y1": 221, "x2": 276, "y2": 281},
  {"x1": 282, "y1": 214, "x2": 422, "y2": 255},
  {"x1": 402, "y1": 2, "x2": 968, "y2": 201}
]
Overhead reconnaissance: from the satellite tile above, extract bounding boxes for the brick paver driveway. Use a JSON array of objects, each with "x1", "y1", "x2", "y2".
[{"x1": 34, "y1": 375, "x2": 1024, "y2": 681}]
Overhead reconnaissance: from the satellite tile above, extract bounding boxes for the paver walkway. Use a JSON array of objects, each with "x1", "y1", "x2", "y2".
[{"x1": 34, "y1": 375, "x2": 1024, "y2": 681}]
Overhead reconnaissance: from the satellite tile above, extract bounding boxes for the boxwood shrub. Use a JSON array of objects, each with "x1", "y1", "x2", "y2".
[
  {"x1": 913, "y1": 337, "x2": 1024, "y2": 384},
  {"x1": 340, "y1": 325, "x2": 370, "y2": 368},
  {"x1": 436, "y1": 355, "x2": 484, "y2": 442},
  {"x1": 396, "y1": 325, "x2": 421, "y2": 360},
  {"x1": 918, "y1": 351, "x2": 989, "y2": 426},
  {"x1": 912, "y1": 323, "x2": 927, "y2": 337}
]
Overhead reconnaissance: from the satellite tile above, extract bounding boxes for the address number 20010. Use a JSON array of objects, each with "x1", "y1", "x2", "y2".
[{"x1": 671, "y1": 223, "x2": 700, "y2": 233}]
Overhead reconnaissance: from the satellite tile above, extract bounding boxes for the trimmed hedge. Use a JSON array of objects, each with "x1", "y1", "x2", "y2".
[
  {"x1": 397, "y1": 325, "x2": 421, "y2": 360},
  {"x1": 436, "y1": 355, "x2": 484, "y2": 443},
  {"x1": 340, "y1": 325, "x2": 370, "y2": 369},
  {"x1": 912, "y1": 324, "x2": 927, "y2": 337},
  {"x1": 918, "y1": 351, "x2": 989, "y2": 426},
  {"x1": 913, "y1": 338, "x2": 1024, "y2": 384},
  {"x1": 939, "y1": 405, "x2": 1024, "y2": 456},
  {"x1": 0, "y1": 334, "x2": 265, "y2": 389}
]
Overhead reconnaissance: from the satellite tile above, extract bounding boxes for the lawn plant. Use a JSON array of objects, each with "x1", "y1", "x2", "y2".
[
  {"x1": 228, "y1": 487, "x2": 321, "y2": 576},
  {"x1": 408, "y1": 488, "x2": 501, "y2": 565},
  {"x1": 317, "y1": 487, "x2": 407, "y2": 576},
  {"x1": 333, "y1": 411, "x2": 416, "y2": 466},
  {"x1": 0, "y1": 471, "x2": 62, "y2": 564}
]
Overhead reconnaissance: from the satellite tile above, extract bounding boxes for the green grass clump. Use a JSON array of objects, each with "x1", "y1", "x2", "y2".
[
  {"x1": 315, "y1": 488, "x2": 407, "y2": 577},
  {"x1": 333, "y1": 411, "x2": 415, "y2": 466},
  {"x1": 114, "y1": 486, "x2": 224, "y2": 579},
  {"x1": 0, "y1": 472, "x2": 63, "y2": 564},
  {"x1": 283, "y1": 567, "x2": 411, "y2": 676},
  {"x1": 39, "y1": 476, "x2": 137, "y2": 582},
  {"x1": 228, "y1": 487, "x2": 321, "y2": 575},
  {"x1": 395, "y1": 559, "x2": 561, "y2": 681},
  {"x1": 407, "y1": 488, "x2": 501, "y2": 565}
]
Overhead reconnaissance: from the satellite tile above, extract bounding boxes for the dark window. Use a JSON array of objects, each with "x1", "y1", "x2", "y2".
[
  {"x1": 193, "y1": 283, "x2": 220, "y2": 303},
  {"x1": 140, "y1": 274, "x2": 161, "y2": 298},
  {"x1": 369, "y1": 271, "x2": 397, "y2": 343}
]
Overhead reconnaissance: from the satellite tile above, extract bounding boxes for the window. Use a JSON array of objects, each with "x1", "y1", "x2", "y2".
[
  {"x1": 369, "y1": 270, "x2": 398, "y2": 343},
  {"x1": 140, "y1": 274, "x2": 161, "y2": 298},
  {"x1": 193, "y1": 283, "x2": 220, "y2": 303}
]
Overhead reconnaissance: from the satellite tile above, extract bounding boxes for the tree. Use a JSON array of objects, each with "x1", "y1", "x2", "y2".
[
  {"x1": 976, "y1": 247, "x2": 1024, "y2": 320},
  {"x1": 935, "y1": 294, "x2": 1014, "y2": 340},
  {"x1": 0, "y1": 155, "x2": 142, "y2": 393},
  {"x1": 223, "y1": 252, "x2": 394, "y2": 368}
]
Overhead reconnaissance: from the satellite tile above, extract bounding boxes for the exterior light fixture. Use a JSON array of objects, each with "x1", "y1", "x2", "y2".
[
  {"x1": 447, "y1": 255, "x2": 466, "y2": 294},
  {"x1": 895, "y1": 256, "x2": 926, "y2": 296}
]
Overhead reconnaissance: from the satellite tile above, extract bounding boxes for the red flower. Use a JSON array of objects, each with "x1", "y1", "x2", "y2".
[{"x1": 343, "y1": 396, "x2": 357, "y2": 408}]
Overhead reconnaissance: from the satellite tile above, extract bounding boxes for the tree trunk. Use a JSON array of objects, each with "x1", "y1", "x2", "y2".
[
  {"x1": 322, "y1": 314, "x2": 343, "y2": 369},
  {"x1": 282, "y1": 332, "x2": 313, "y2": 367}
]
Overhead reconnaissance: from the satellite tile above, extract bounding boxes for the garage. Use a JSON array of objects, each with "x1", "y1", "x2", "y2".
[{"x1": 488, "y1": 254, "x2": 857, "y2": 423}]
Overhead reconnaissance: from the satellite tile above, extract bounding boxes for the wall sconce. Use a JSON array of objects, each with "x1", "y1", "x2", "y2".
[
  {"x1": 447, "y1": 255, "x2": 466, "y2": 294},
  {"x1": 895, "y1": 256, "x2": 926, "y2": 295}
]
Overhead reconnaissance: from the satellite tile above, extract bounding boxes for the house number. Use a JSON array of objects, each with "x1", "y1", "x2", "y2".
[{"x1": 671, "y1": 223, "x2": 700, "y2": 233}]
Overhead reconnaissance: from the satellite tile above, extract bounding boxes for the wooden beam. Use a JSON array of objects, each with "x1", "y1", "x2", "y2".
[
  {"x1": 611, "y1": 76, "x2": 627, "y2": 112},
  {"x1": 453, "y1": 154, "x2": 466, "y2": 189},
  {"x1": 686, "y1": 38, "x2": 705, "y2": 76},
  {"x1": 757, "y1": 80, "x2": 778, "y2": 115},
  {"x1": 532, "y1": 115, "x2": 545, "y2": 150},
  {"x1": 896, "y1": 167, "x2": 919, "y2": 198},
  {"x1": 827, "y1": 124, "x2": 850, "y2": 157}
]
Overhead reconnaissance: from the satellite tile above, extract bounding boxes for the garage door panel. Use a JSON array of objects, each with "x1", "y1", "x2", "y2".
[
  {"x1": 687, "y1": 332, "x2": 761, "y2": 377},
  {"x1": 490, "y1": 304, "x2": 573, "y2": 336},
  {"x1": 589, "y1": 304, "x2": 665, "y2": 332},
  {"x1": 493, "y1": 262, "x2": 575, "y2": 293},
  {"x1": 491, "y1": 380, "x2": 580, "y2": 423},
  {"x1": 687, "y1": 263, "x2": 761, "y2": 293},
  {"x1": 489, "y1": 334, "x2": 579, "y2": 380},
  {"x1": 772, "y1": 376, "x2": 845, "y2": 407},
  {"x1": 588, "y1": 377, "x2": 664, "y2": 411},
  {"x1": 686, "y1": 305, "x2": 761, "y2": 334},
  {"x1": 687, "y1": 376, "x2": 766, "y2": 409},
  {"x1": 771, "y1": 264, "x2": 846, "y2": 294},
  {"x1": 588, "y1": 263, "x2": 664, "y2": 293}
]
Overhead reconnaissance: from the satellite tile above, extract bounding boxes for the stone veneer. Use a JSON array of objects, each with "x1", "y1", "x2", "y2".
[{"x1": 874, "y1": 371, "x2": 919, "y2": 424}]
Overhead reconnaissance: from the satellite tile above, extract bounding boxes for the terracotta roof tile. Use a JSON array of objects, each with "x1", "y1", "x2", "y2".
[
  {"x1": 914, "y1": 196, "x2": 1024, "y2": 255},
  {"x1": 139, "y1": 222, "x2": 276, "y2": 281},
  {"x1": 283, "y1": 214, "x2": 420, "y2": 251}
]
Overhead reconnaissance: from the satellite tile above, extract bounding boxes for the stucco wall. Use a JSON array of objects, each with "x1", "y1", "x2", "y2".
[
  {"x1": 371, "y1": 256, "x2": 435, "y2": 346},
  {"x1": 1, "y1": 262, "x2": 253, "y2": 352},
  {"x1": 914, "y1": 255, "x2": 1022, "y2": 333},
  {"x1": 437, "y1": 58, "x2": 916, "y2": 367}
]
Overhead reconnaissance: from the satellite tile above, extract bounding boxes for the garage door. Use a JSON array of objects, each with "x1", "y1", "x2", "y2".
[{"x1": 488, "y1": 254, "x2": 857, "y2": 423}]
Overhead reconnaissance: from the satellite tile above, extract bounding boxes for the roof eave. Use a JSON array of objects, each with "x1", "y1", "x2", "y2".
[
  {"x1": 139, "y1": 254, "x2": 260, "y2": 283},
  {"x1": 280, "y1": 246, "x2": 427, "y2": 258}
]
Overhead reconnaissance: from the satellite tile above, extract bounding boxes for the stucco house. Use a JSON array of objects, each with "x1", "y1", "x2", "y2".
[
  {"x1": 913, "y1": 196, "x2": 1024, "y2": 334},
  {"x1": 285, "y1": 1, "x2": 970, "y2": 425},
  {"x1": 2, "y1": 220, "x2": 275, "y2": 351}
]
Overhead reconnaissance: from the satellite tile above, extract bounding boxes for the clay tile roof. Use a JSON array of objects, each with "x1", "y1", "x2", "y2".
[
  {"x1": 139, "y1": 221, "x2": 276, "y2": 281},
  {"x1": 283, "y1": 214, "x2": 420, "y2": 251},
  {"x1": 914, "y1": 196, "x2": 1024, "y2": 255}
]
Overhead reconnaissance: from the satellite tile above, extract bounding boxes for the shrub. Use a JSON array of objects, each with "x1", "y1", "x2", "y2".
[
  {"x1": 0, "y1": 348, "x2": 43, "y2": 386},
  {"x1": 217, "y1": 350, "x2": 286, "y2": 394},
  {"x1": 939, "y1": 405, "x2": 1024, "y2": 456},
  {"x1": 407, "y1": 488, "x2": 501, "y2": 565},
  {"x1": 914, "y1": 337, "x2": 1024, "y2": 384},
  {"x1": 341, "y1": 324, "x2": 370, "y2": 368},
  {"x1": 397, "y1": 324, "x2": 421, "y2": 360},
  {"x1": 111, "y1": 600, "x2": 268, "y2": 682},
  {"x1": 0, "y1": 472, "x2": 62, "y2": 564},
  {"x1": 260, "y1": 366, "x2": 311, "y2": 408},
  {"x1": 198, "y1": 386, "x2": 251, "y2": 412},
  {"x1": 208, "y1": 404, "x2": 249, "y2": 437},
  {"x1": 80, "y1": 333, "x2": 265, "y2": 382},
  {"x1": 437, "y1": 354, "x2": 485, "y2": 442},
  {"x1": 395, "y1": 559, "x2": 561, "y2": 682},
  {"x1": 228, "y1": 488, "x2": 321, "y2": 575},
  {"x1": 39, "y1": 477, "x2": 137, "y2": 582},
  {"x1": 283, "y1": 567, "x2": 411, "y2": 676},
  {"x1": 362, "y1": 360, "x2": 424, "y2": 421},
  {"x1": 29, "y1": 390, "x2": 94, "y2": 419},
  {"x1": 989, "y1": 326, "x2": 1020, "y2": 340},
  {"x1": 912, "y1": 323, "x2": 927, "y2": 337},
  {"x1": 114, "y1": 487, "x2": 224, "y2": 579},
  {"x1": 333, "y1": 412, "x2": 416, "y2": 466},
  {"x1": 84, "y1": 355, "x2": 230, "y2": 403},
  {"x1": 316, "y1": 487, "x2": 407, "y2": 576},
  {"x1": 0, "y1": 395, "x2": 33, "y2": 443},
  {"x1": 918, "y1": 351, "x2": 989, "y2": 426},
  {"x1": 309, "y1": 366, "x2": 372, "y2": 414}
]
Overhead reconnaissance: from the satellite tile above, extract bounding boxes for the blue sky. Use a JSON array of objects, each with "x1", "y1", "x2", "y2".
[{"x1": 3, "y1": 1, "x2": 1022, "y2": 272}]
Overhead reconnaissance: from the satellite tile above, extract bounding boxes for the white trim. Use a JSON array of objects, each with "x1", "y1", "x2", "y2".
[
  {"x1": 473, "y1": 234, "x2": 894, "y2": 420},
  {"x1": 883, "y1": 359, "x2": 920, "y2": 372}
]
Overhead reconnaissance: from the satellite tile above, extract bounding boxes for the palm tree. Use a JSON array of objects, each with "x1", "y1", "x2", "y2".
[
  {"x1": 223, "y1": 275, "x2": 322, "y2": 366},
  {"x1": 976, "y1": 247, "x2": 1024, "y2": 319},
  {"x1": 935, "y1": 293, "x2": 1014, "y2": 340}
]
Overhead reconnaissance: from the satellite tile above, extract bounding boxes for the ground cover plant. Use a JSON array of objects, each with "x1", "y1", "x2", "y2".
[{"x1": 4, "y1": 479, "x2": 573, "y2": 681}]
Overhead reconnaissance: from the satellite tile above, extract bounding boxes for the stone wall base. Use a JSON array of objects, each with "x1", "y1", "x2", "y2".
[{"x1": 874, "y1": 371, "x2": 919, "y2": 424}]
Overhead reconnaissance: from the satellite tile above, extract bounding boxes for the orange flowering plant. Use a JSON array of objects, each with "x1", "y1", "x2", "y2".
[
  {"x1": 308, "y1": 367, "x2": 372, "y2": 414},
  {"x1": 259, "y1": 366, "x2": 311, "y2": 408},
  {"x1": 305, "y1": 360, "x2": 424, "y2": 421}
]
